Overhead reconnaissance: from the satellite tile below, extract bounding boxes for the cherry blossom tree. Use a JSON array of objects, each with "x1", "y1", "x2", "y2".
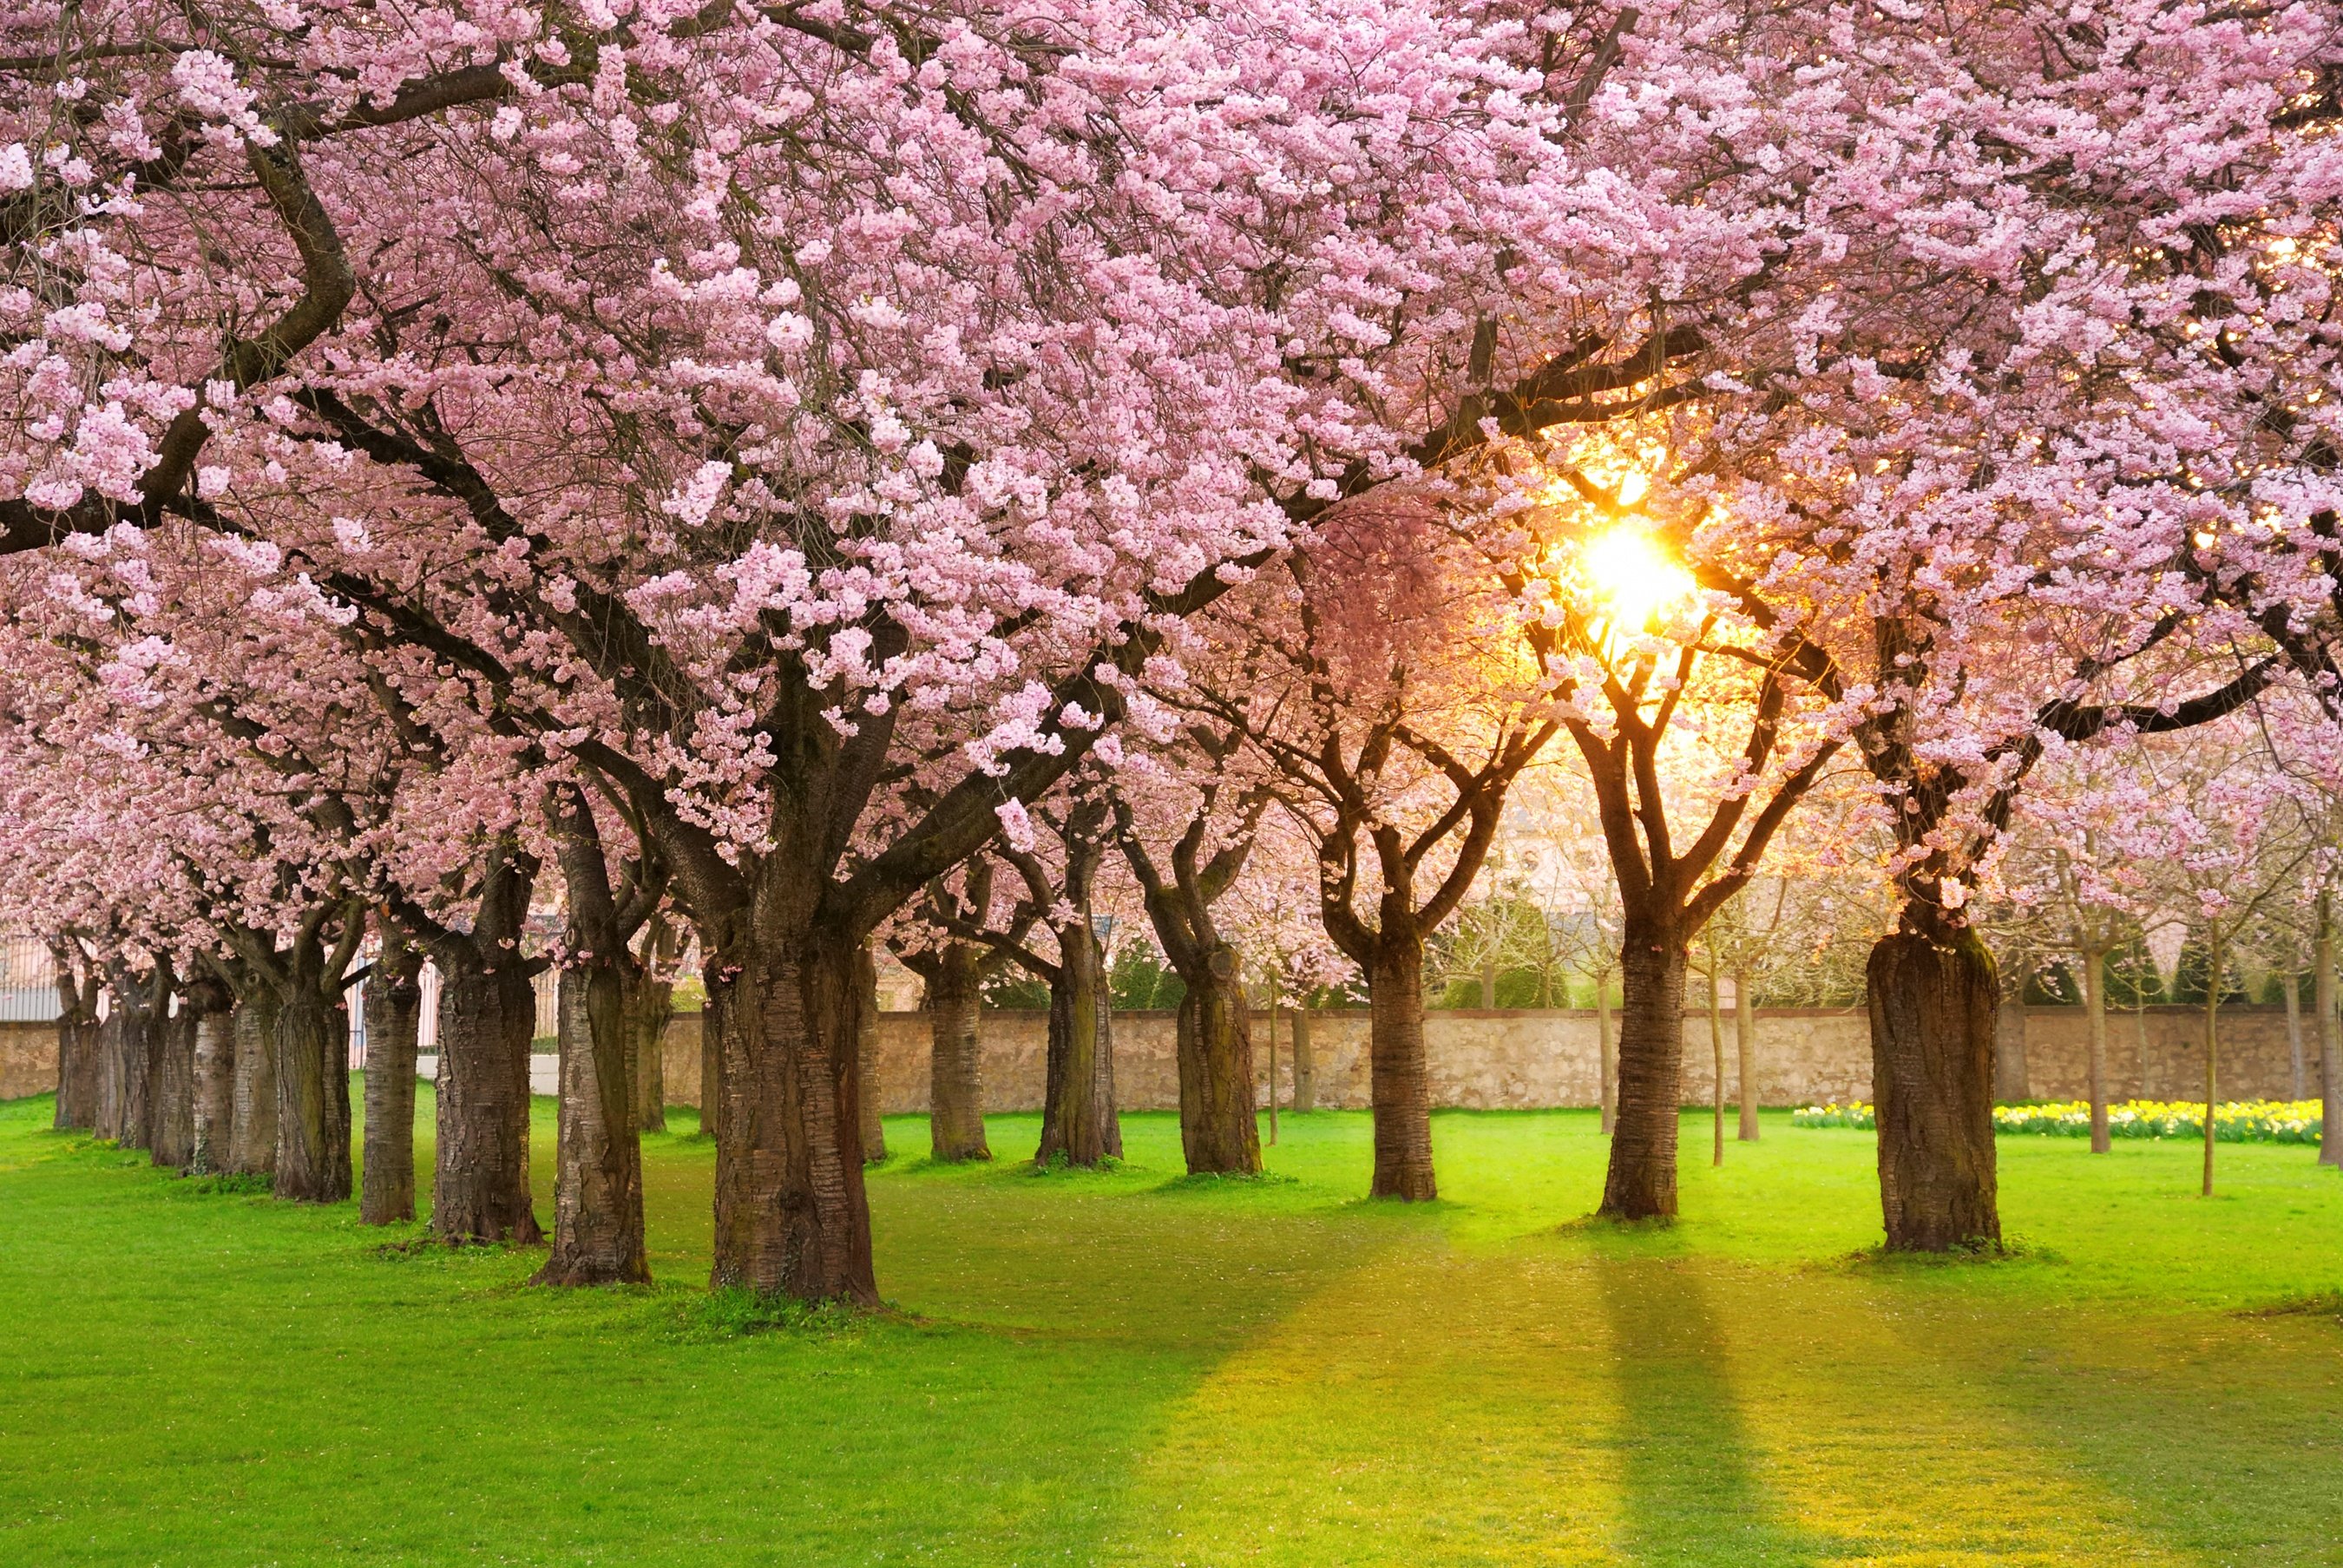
[
  {"x1": 1480, "y1": 0, "x2": 2343, "y2": 1243},
  {"x1": 1110, "y1": 730, "x2": 1274, "y2": 1173},
  {"x1": 86, "y1": 0, "x2": 1700, "y2": 1301},
  {"x1": 1185, "y1": 498, "x2": 1560, "y2": 1201}
]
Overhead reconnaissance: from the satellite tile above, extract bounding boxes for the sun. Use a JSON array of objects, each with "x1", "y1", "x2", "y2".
[{"x1": 1580, "y1": 525, "x2": 1694, "y2": 631}]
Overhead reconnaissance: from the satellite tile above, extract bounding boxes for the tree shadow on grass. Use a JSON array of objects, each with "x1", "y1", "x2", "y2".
[
  {"x1": 1592, "y1": 1254, "x2": 1832, "y2": 1567},
  {"x1": 1892, "y1": 1295, "x2": 2343, "y2": 1565}
]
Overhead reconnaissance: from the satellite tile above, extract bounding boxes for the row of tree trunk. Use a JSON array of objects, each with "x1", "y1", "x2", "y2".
[
  {"x1": 49, "y1": 930, "x2": 676, "y2": 1269},
  {"x1": 81, "y1": 860, "x2": 2320, "y2": 1307},
  {"x1": 51, "y1": 957, "x2": 345, "y2": 1193}
]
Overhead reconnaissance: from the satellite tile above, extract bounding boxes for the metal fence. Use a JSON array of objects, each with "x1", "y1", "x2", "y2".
[
  {"x1": 0, "y1": 936, "x2": 60, "y2": 1023},
  {"x1": 355, "y1": 962, "x2": 559, "y2": 1066},
  {"x1": 3, "y1": 937, "x2": 562, "y2": 1061}
]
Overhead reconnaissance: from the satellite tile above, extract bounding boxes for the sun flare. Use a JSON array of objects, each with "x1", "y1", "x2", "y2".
[{"x1": 1581, "y1": 525, "x2": 1694, "y2": 631}]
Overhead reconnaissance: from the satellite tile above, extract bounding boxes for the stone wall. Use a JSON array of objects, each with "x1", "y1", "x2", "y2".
[
  {"x1": 3, "y1": 1003, "x2": 2316, "y2": 1111},
  {"x1": 654, "y1": 1002, "x2": 2327, "y2": 1113},
  {"x1": 0, "y1": 1020, "x2": 56, "y2": 1101},
  {"x1": 2017, "y1": 1005, "x2": 2321, "y2": 1104}
]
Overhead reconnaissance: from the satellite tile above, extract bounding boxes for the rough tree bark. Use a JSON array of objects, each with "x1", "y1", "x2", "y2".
[
  {"x1": 1597, "y1": 971, "x2": 1615, "y2": 1135},
  {"x1": 536, "y1": 786, "x2": 653, "y2": 1286},
  {"x1": 96, "y1": 970, "x2": 155, "y2": 1147},
  {"x1": 1178, "y1": 946, "x2": 1261, "y2": 1176},
  {"x1": 273, "y1": 928, "x2": 356, "y2": 1205},
  {"x1": 854, "y1": 943, "x2": 885, "y2": 1163},
  {"x1": 1037, "y1": 916, "x2": 1119, "y2": 1166},
  {"x1": 922, "y1": 943, "x2": 990, "y2": 1163},
  {"x1": 1114, "y1": 777, "x2": 1261, "y2": 1175},
  {"x1": 536, "y1": 966, "x2": 648, "y2": 1284},
  {"x1": 122, "y1": 976, "x2": 156, "y2": 1151},
  {"x1": 188, "y1": 976, "x2": 236, "y2": 1174},
  {"x1": 420, "y1": 846, "x2": 543, "y2": 1244},
  {"x1": 228, "y1": 989, "x2": 280, "y2": 1177},
  {"x1": 94, "y1": 1006, "x2": 125, "y2": 1141},
  {"x1": 1603, "y1": 925, "x2": 1687, "y2": 1219},
  {"x1": 1869, "y1": 922, "x2": 2001, "y2": 1251},
  {"x1": 50, "y1": 948, "x2": 101, "y2": 1131},
  {"x1": 431, "y1": 951, "x2": 541, "y2": 1242},
  {"x1": 148, "y1": 977, "x2": 198, "y2": 1170},
  {"x1": 361, "y1": 940, "x2": 423, "y2": 1224},
  {"x1": 701, "y1": 964, "x2": 724, "y2": 1145},
  {"x1": 705, "y1": 909, "x2": 876, "y2": 1305},
  {"x1": 1734, "y1": 969, "x2": 1759, "y2": 1143},
  {"x1": 1367, "y1": 929, "x2": 1433, "y2": 1200}
]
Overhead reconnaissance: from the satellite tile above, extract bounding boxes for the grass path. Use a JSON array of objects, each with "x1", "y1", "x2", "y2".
[{"x1": 0, "y1": 1092, "x2": 2338, "y2": 1565}]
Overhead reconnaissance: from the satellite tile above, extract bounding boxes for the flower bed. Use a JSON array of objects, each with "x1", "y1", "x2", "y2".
[
  {"x1": 1788, "y1": 1102, "x2": 1877, "y2": 1130},
  {"x1": 1998, "y1": 1099, "x2": 2326, "y2": 1144},
  {"x1": 1791, "y1": 1099, "x2": 2327, "y2": 1144}
]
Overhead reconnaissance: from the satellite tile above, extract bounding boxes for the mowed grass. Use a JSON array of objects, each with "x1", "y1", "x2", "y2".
[{"x1": 2, "y1": 1090, "x2": 2340, "y2": 1566}]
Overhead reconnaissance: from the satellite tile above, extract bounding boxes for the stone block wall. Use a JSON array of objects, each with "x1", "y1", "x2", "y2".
[
  {"x1": 653, "y1": 1002, "x2": 2327, "y2": 1115},
  {"x1": 2017, "y1": 1006, "x2": 2321, "y2": 1104},
  {"x1": 0, "y1": 1020, "x2": 55, "y2": 1101},
  {"x1": 0, "y1": 1003, "x2": 2319, "y2": 1112}
]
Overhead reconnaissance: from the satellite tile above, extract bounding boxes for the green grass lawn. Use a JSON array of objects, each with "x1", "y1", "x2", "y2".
[{"x1": 2, "y1": 1090, "x2": 2339, "y2": 1567}]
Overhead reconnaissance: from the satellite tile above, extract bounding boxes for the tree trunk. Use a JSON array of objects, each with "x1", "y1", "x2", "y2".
[
  {"x1": 93, "y1": 1007, "x2": 122, "y2": 1140},
  {"x1": 1734, "y1": 970, "x2": 1758, "y2": 1143},
  {"x1": 626, "y1": 961, "x2": 673, "y2": 1135},
  {"x1": 1038, "y1": 924, "x2": 1119, "y2": 1166},
  {"x1": 51, "y1": 961, "x2": 100, "y2": 1131},
  {"x1": 96, "y1": 982, "x2": 153, "y2": 1146},
  {"x1": 54, "y1": 1013, "x2": 100, "y2": 1131},
  {"x1": 190, "y1": 998, "x2": 234, "y2": 1174},
  {"x1": 854, "y1": 944, "x2": 885, "y2": 1162},
  {"x1": 274, "y1": 968, "x2": 352, "y2": 1204},
  {"x1": 228, "y1": 991, "x2": 279, "y2": 1177},
  {"x1": 361, "y1": 949, "x2": 423, "y2": 1224},
  {"x1": 2083, "y1": 945, "x2": 2111, "y2": 1154},
  {"x1": 706, "y1": 915, "x2": 875, "y2": 1305},
  {"x1": 1868, "y1": 926, "x2": 2000, "y2": 1251},
  {"x1": 1091, "y1": 945, "x2": 1119, "y2": 1159},
  {"x1": 701, "y1": 968, "x2": 725, "y2": 1144},
  {"x1": 2319, "y1": 897, "x2": 2340, "y2": 1169},
  {"x1": 119, "y1": 985, "x2": 154, "y2": 1150},
  {"x1": 536, "y1": 963, "x2": 650, "y2": 1285},
  {"x1": 925, "y1": 943, "x2": 989, "y2": 1162},
  {"x1": 1176, "y1": 943, "x2": 1260, "y2": 1176},
  {"x1": 432, "y1": 952, "x2": 541, "y2": 1242},
  {"x1": 2202, "y1": 924, "x2": 2222, "y2": 1198},
  {"x1": 1601, "y1": 922, "x2": 1687, "y2": 1220},
  {"x1": 1290, "y1": 1005, "x2": 1316, "y2": 1113},
  {"x1": 1368, "y1": 929, "x2": 1435, "y2": 1200},
  {"x1": 1597, "y1": 970, "x2": 1616, "y2": 1135},
  {"x1": 148, "y1": 1001, "x2": 196, "y2": 1170}
]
